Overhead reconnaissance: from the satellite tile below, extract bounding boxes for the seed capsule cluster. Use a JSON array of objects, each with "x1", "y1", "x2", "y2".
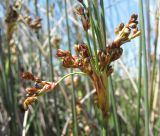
[
  {"x1": 22, "y1": 16, "x2": 42, "y2": 29},
  {"x1": 56, "y1": 14, "x2": 140, "y2": 116},
  {"x1": 56, "y1": 14, "x2": 140, "y2": 78},
  {"x1": 75, "y1": 3, "x2": 90, "y2": 31},
  {"x1": 21, "y1": 72, "x2": 57, "y2": 110},
  {"x1": 113, "y1": 14, "x2": 141, "y2": 47}
]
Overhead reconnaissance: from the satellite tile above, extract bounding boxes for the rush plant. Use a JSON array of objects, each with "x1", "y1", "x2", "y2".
[{"x1": 21, "y1": 1, "x2": 141, "y2": 134}]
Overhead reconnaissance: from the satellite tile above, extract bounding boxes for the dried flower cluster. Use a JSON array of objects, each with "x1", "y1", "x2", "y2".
[
  {"x1": 113, "y1": 14, "x2": 141, "y2": 47},
  {"x1": 5, "y1": 5, "x2": 42, "y2": 64},
  {"x1": 5, "y1": 5, "x2": 41, "y2": 36},
  {"x1": 51, "y1": 36, "x2": 61, "y2": 49},
  {"x1": 21, "y1": 13, "x2": 140, "y2": 116},
  {"x1": 57, "y1": 14, "x2": 140, "y2": 75},
  {"x1": 5, "y1": 6, "x2": 19, "y2": 41},
  {"x1": 56, "y1": 43, "x2": 92, "y2": 75},
  {"x1": 75, "y1": 4, "x2": 90, "y2": 31},
  {"x1": 5, "y1": 6, "x2": 19, "y2": 24},
  {"x1": 20, "y1": 15, "x2": 42, "y2": 29},
  {"x1": 21, "y1": 72, "x2": 57, "y2": 110},
  {"x1": 56, "y1": 14, "x2": 141, "y2": 116}
]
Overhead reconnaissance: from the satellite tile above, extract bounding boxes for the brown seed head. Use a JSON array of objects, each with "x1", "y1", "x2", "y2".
[
  {"x1": 131, "y1": 14, "x2": 138, "y2": 20},
  {"x1": 115, "y1": 23, "x2": 124, "y2": 34},
  {"x1": 21, "y1": 72, "x2": 35, "y2": 81},
  {"x1": 25, "y1": 87, "x2": 39, "y2": 94},
  {"x1": 75, "y1": 5, "x2": 84, "y2": 15},
  {"x1": 56, "y1": 49, "x2": 71, "y2": 58},
  {"x1": 77, "y1": 0, "x2": 83, "y2": 3},
  {"x1": 81, "y1": 15, "x2": 90, "y2": 31},
  {"x1": 23, "y1": 96, "x2": 37, "y2": 110},
  {"x1": 5, "y1": 6, "x2": 19, "y2": 23}
]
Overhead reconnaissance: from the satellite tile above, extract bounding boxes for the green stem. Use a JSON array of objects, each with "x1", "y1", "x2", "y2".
[
  {"x1": 34, "y1": 0, "x2": 42, "y2": 77},
  {"x1": 64, "y1": 0, "x2": 78, "y2": 135},
  {"x1": 85, "y1": 31, "x2": 93, "y2": 58},
  {"x1": 56, "y1": 72, "x2": 86, "y2": 85},
  {"x1": 46, "y1": 0, "x2": 60, "y2": 135},
  {"x1": 109, "y1": 76, "x2": 120, "y2": 136},
  {"x1": 138, "y1": 0, "x2": 149, "y2": 135},
  {"x1": 150, "y1": 8, "x2": 159, "y2": 109},
  {"x1": 90, "y1": 17, "x2": 99, "y2": 71},
  {"x1": 100, "y1": 0, "x2": 106, "y2": 49},
  {"x1": 136, "y1": 35, "x2": 142, "y2": 135}
]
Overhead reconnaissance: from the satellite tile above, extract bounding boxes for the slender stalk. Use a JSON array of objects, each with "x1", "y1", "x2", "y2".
[
  {"x1": 34, "y1": 1, "x2": 43, "y2": 134},
  {"x1": 34, "y1": 0, "x2": 42, "y2": 77},
  {"x1": 56, "y1": 72, "x2": 86, "y2": 84},
  {"x1": 100, "y1": 0, "x2": 106, "y2": 49},
  {"x1": 150, "y1": 6, "x2": 159, "y2": 108},
  {"x1": 88, "y1": 0, "x2": 110, "y2": 133},
  {"x1": 138, "y1": 0, "x2": 149, "y2": 135},
  {"x1": 136, "y1": 35, "x2": 142, "y2": 135},
  {"x1": 109, "y1": 77, "x2": 120, "y2": 136},
  {"x1": 92, "y1": 1, "x2": 103, "y2": 49},
  {"x1": 85, "y1": 31, "x2": 93, "y2": 58},
  {"x1": 64, "y1": 0, "x2": 78, "y2": 135},
  {"x1": 46, "y1": 0, "x2": 60, "y2": 135},
  {"x1": 90, "y1": 17, "x2": 99, "y2": 70},
  {"x1": 145, "y1": 0, "x2": 151, "y2": 90}
]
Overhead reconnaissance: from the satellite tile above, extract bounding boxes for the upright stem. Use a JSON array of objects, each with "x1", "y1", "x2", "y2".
[
  {"x1": 100, "y1": 0, "x2": 106, "y2": 49},
  {"x1": 64, "y1": 0, "x2": 78, "y2": 135},
  {"x1": 150, "y1": 5, "x2": 159, "y2": 108},
  {"x1": 34, "y1": 0, "x2": 42, "y2": 77},
  {"x1": 136, "y1": 35, "x2": 142, "y2": 135},
  {"x1": 146, "y1": 0, "x2": 151, "y2": 90},
  {"x1": 138, "y1": 0, "x2": 149, "y2": 135},
  {"x1": 91, "y1": 73, "x2": 109, "y2": 134},
  {"x1": 109, "y1": 76, "x2": 120, "y2": 136},
  {"x1": 46, "y1": 0, "x2": 60, "y2": 135},
  {"x1": 91, "y1": 73, "x2": 109, "y2": 118}
]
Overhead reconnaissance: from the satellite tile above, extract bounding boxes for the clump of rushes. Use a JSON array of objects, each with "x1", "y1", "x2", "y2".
[{"x1": 56, "y1": 14, "x2": 141, "y2": 117}]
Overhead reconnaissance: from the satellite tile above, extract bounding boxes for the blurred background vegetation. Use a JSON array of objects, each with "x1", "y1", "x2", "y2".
[{"x1": 0, "y1": 0, "x2": 159, "y2": 135}]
